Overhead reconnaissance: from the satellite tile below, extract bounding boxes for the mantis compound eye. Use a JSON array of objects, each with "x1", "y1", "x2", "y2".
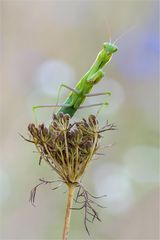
[{"x1": 103, "y1": 42, "x2": 118, "y2": 54}]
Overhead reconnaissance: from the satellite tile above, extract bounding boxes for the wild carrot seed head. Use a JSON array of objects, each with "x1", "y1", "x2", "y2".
[{"x1": 27, "y1": 113, "x2": 114, "y2": 185}]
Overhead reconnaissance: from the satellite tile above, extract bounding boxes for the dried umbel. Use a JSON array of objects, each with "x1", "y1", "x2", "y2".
[
  {"x1": 28, "y1": 113, "x2": 104, "y2": 185},
  {"x1": 25, "y1": 113, "x2": 116, "y2": 238}
]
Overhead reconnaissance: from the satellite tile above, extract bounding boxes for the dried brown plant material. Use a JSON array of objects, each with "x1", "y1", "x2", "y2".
[
  {"x1": 25, "y1": 113, "x2": 116, "y2": 239},
  {"x1": 28, "y1": 113, "x2": 104, "y2": 185}
]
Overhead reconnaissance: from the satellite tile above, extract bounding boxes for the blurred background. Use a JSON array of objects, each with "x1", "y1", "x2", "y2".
[{"x1": 0, "y1": 1, "x2": 159, "y2": 239}]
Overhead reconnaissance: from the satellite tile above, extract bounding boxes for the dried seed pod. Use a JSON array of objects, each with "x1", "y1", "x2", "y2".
[
  {"x1": 39, "y1": 123, "x2": 44, "y2": 130},
  {"x1": 88, "y1": 114, "x2": 97, "y2": 126},
  {"x1": 41, "y1": 127, "x2": 49, "y2": 141},
  {"x1": 48, "y1": 125, "x2": 55, "y2": 135},
  {"x1": 53, "y1": 121, "x2": 59, "y2": 129},
  {"x1": 85, "y1": 141, "x2": 93, "y2": 149},
  {"x1": 58, "y1": 112, "x2": 64, "y2": 119},
  {"x1": 64, "y1": 114, "x2": 70, "y2": 121},
  {"x1": 28, "y1": 123, "x2": 38, "y2": 137},
  {"x1": 53, "y1": 113, "x2": 57, "y2": 121},
  {"x1": 57, "y1": 133, "x2": 64, "y2": 141},
  {"x1": 28, "y1": 123, "x2": 35, "y2": 132},
  {"x1": 43, "y1": 127, "x2": 48, "y2": 136},
  {"x1": 63, "y1": 114, "x2": 71, "y2": 129},
  {"x1": 73, "y1": 129, "x2": 79, "y2": 138},
  {"x1": 38, "y1": 124, "x2": 46, "y2": 140},
  {"x1": 67, "y1": 130, "x2": 74, "y2": 139},
  {"x1": 83, "y1": 119, "x2": 89, "y2": 128}
]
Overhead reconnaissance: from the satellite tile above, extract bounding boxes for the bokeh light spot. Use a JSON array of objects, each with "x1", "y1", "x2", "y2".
[
  {"x1": 34, "y1": 60, "x2": 75, "y2": 97},
  {"x1": 86, "y1": 78, "x2": 125, "y2": 116},
  {"x1": 124, "y1": 145, "x2": 159, "y2": 183},
  {"x1": 93, "y1": 163, "x2": 134, "y2": 215}
]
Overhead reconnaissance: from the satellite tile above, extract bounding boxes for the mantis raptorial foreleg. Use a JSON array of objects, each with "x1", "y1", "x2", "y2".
[
  {"x1": 73, "y1": 70, "x2": 105, "y2": 109},
  {"x1": 87, "y1": 69, "x2": 104, "y2": 84}
]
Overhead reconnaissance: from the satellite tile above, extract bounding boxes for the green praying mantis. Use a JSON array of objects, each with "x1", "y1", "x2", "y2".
[{"x1": 33, "y1": 42, "x2": 118, "y2": 118}]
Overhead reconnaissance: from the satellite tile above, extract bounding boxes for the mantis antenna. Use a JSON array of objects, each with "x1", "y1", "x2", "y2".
[{"x1": 114, "y1": 25, "x2": 136, "y2": 44}]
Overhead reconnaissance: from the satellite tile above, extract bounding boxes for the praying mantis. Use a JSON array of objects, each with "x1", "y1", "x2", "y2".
[{"x1": 33, "y1": 42, "x2": 118, "y2": 118}]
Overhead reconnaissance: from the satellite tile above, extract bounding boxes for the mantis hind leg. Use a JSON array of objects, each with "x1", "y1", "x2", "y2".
[
  {"x1": 32, "y1": 104, "x2": 71, "y2": 123},
  {"x1": 95, "y1": 99, "x2": 109, "y2": 117},
  {"x1": 56, "y1": 83, "x2": 80, "y2": 106},
  {"x1": 32, "y1": 83, "x2": 80, "y2": 123},
  {"x1": 78, "y1": 100, "x2": 109, "y2": 118},
  {"x1": 85, "y1": 91, "x2": 111, "y2": 97},
  {"x1": 84, "y1": 91, "x2": 111, "y2": 116},
  {"x1": 79, "y1": 101, "x2": 109, "y2": 109},
  {"x1": 79, "y1": 90, "x2": 111, "y2": 116}
]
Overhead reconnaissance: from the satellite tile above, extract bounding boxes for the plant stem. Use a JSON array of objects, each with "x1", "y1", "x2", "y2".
[{"x1": 62, "y1": 184, "x2": 75, "y2": 240}]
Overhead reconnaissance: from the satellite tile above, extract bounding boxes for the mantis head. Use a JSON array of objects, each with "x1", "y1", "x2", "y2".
[{"x1": 103, "y1": 42, "x2": 118, "y2": 55}]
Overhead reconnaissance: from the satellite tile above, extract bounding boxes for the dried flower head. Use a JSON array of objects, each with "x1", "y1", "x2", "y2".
[
  {"x1": 27, "y1": 113, "x2": 106, "y2": 185},
  {"x1": 23, "y1": 113, "x2": 116, "y2": 236}
]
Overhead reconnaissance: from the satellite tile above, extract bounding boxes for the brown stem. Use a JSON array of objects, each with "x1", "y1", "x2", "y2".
[{"x1": 62, "y1": 184, "x2": 75, "y2": 240}]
